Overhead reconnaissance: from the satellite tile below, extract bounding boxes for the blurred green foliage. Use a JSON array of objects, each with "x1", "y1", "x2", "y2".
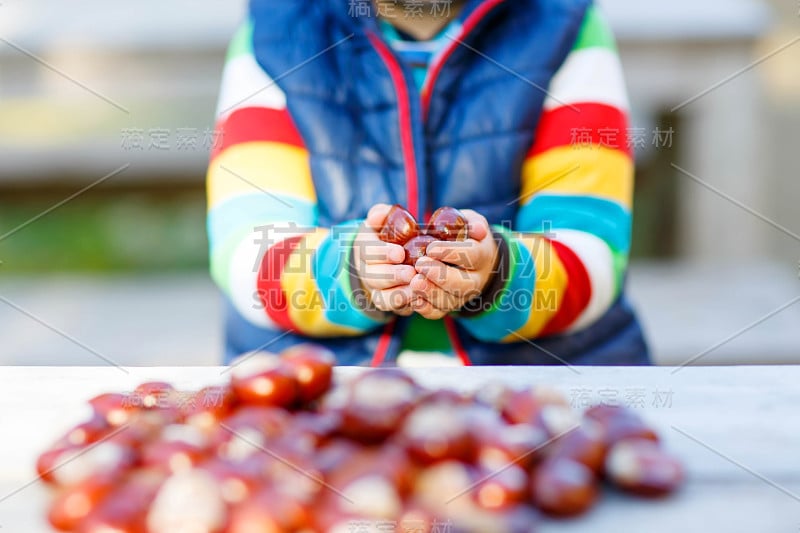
[{"x1": 0, "y1": 191, "x2": 209, "y2": 273}]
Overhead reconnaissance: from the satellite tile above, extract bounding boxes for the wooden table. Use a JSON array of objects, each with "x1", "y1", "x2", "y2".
[{"x1": 1, "y1": 366, "x2": 798, "y2": 532}]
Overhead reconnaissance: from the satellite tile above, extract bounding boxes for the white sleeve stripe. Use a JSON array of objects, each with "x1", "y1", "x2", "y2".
[
  {"x1": 551, "y1": 229, "x2": 616, "y2": 332},
  {"x1": 544, "y1": 48, "x2": 629, "y2": 112},
  {"x1": 227, "y1": 225, "x2": 307, "y2": 329},
  {"x1": 215, "y1": 54, "x2": 287, "y2": 120}
]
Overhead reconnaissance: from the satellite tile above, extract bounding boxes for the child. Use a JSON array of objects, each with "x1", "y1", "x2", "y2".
[{"x1": 207, "y1": 0, "x2": 649, "y2": 366}]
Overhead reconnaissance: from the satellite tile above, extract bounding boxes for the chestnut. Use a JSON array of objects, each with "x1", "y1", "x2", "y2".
[
  {"x1": 605, "y1": 439, "x2": 684, "y2": 497},
  {"x1": 228, "y1": 488, "x2": 311, "y2": 533},
  {"x1": 379, "y1": 204, "x2": 418, "y2": 245},
  {"x1": 229, "y1": 353, "x2": 298, "y2": 407},
  {"x1": 213, "y1": 407, "x2": 289, "y2": 461},
  {"x1": 403, "y1": 234, "x2": 436, "y2": 266},
  {"x1": 327, "y1": 444, "x2": 415, "y2": 498},
  {"x1": 280, "y1": 343, "x2": 336, "y2": 403},
  {"x1": 182, "y1": 385, "x2": 237, "y2": 433},
  {"x1": 413, "y1": 460, "x2": 475, "y2": 515},
  {"x1": 426, "y1": 206, "x2": 468, "y2": 241},
  {"x1": 546, "y1": 423, "x2": 607, "y2": 476},
  {"x1": 340, "y1": 474, "x2": 404, "y2": 520},
  {"x1": 47, "y1": 474, "x2": 115, "y2": 531},
  {"x1": 88, "y1": 393, "x2": 136, "y2": 426},
  {"x1": 132, "y1": 381, "x2": 176, "y2": 410},
  {"x1": 146, "y1": 470, "x2": 227, "y2": 533},
  {"x1": 77, "y1": 469, "x2": 165, "y2": 533},
  {"x1": 51, "y1": 442, "x2": 136, "y2": 487},
  {"x1": 400, "y1": 403, "x2": 475, "y2": 464},
  {"x1": 38, "y1": 446, "x2": 79, "y2": 485},
  {"x1": 584, "y1": 406, "x2": 659, "y2": 447},
  {"x1": 473, "y1": 464, "x2": 529, "y2": 511},
  {"x1": 530, "y1": 458, "x2": 598, "y2": 517},
  {"x1": 59, "y1": 415, "x2": 112, "y2": 448},
  {"x1": 339, "y1": 370, "x2": 418, "y2": 443},
  {"x1": 200, "y1": 458, "x2": 262, "y2": 504},
  {"x1": 500, "y1": 387, "x2": 576, "y2": 437},
  {"x1": 476, "y1": 423, "x2": 549, "y2": 470},
  {"x1": 263, "y1": 451, "x2": 325, "y2": 503},
  {"x1": 140, "y1": 440, "x2": 207, "y2": 474}
]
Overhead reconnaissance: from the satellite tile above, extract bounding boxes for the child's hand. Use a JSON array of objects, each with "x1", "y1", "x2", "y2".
[
  {"x1": 409, "y1": 210, "x2": 499, "y2": 320},
  {"x1": 352, "y1": 204, "x2": 417, "y2": 316}
]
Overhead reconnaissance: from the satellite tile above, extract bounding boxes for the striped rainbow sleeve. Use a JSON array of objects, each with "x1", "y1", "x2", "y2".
[
  {"x1": 458, "y1": 5, "x2": 633, "y2": 343},
  {"x1": 207, "y1": 20, "x2": 389, "y2": 337}
]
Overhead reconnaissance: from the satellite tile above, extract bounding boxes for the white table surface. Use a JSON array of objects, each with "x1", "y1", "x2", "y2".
[{"x1": 1, "y1": 365, "x2": 798, "y2": 533}]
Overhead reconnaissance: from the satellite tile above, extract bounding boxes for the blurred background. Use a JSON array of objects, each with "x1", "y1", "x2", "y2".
[{"x1": 0, "y1": 0, "x2": 798, "y2": 366}]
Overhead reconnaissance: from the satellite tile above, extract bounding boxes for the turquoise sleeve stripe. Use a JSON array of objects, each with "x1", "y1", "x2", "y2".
[
  {"x1": 207, "y1": 193, "x2": 316, "y2": 250},
  {"x1": 314, "y1": 221, "x2": 388, "y2": 332},
  {"x1": 459, "y1": 229, "x2": 535, "y2": 342},
  {"x1": 517, "y1": 194, "x2": 631, "y2": 253}
]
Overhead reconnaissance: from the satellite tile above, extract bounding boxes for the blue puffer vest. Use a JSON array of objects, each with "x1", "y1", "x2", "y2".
[{"x1": 223, "y1": 0, "x2": 650, "y2": 366}]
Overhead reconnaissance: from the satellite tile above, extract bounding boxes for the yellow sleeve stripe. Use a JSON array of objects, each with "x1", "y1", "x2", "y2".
[
  {"x1": 281, "y1": 229, "x2": 361, "y2": 337},
  {"x1": 521, "y1": 145, "x2": 633, "y2": 210},
  {"x1": 207, "y1": 141, "x2": 316, "y2": 210},
  {"x1": 502, "y1": 235, "x2": 568, "y2": 342}
]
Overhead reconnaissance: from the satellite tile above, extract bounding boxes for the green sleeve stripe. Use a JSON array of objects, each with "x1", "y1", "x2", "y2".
[
  {"x1": 226, "y1": 19, "x2": 255, "y2": 62},
  {"x1": 573, "y1": 5, "x2": 617, "y2": 52}
]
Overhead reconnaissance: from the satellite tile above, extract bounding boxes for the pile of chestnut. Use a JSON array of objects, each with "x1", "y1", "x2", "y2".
[
  {"x1": 37, "y1": 344, "x2": 684, "y2": 533},
  {"x1": 379, "y1": 205, "x2": 468, "y2": 266}
]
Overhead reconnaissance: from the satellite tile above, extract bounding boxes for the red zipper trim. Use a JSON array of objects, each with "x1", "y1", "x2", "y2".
[
  {"x1": 367, "y1": 32, "x2": 421, "y2": 220},
  {"x1": 422, "y1": 0, "x2": 506, "y2": 118},
  {"x1": 370, "y1": 320, "x2": 396, "y2": 367},
  {"x1": 444, "y1": 316, "x2": 472, "y2": 366}
]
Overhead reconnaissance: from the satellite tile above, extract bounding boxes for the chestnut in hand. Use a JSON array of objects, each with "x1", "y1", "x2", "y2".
[
  {"x1": 426, "y1": 206, "x2": 468, "y2": 241},
  {"x1": 403, "y1": 235, "x2": 436, "y2": 267},
  {"x1": 378, "y1": 204, "x2": 418, "y2": 245}
]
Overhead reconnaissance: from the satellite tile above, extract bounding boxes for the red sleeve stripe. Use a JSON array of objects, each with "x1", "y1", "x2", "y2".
[
  {"x1": 539, "y1": 239, "x2": 592, "y2": 337},
  {"x1": 211, "y1": 106, "x2": 305, "y2": 161},
  {"x1": 528, "y1": 102, "x2": 631, "y2": 158},
  {"x1": 257, "y1": 235, "x2": 305, "y2": 331}
]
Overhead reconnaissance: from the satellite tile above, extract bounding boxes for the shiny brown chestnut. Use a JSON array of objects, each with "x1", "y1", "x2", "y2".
[
  {"x1": 400, "y1": 403, "x2": 475, "y2": 464},
  {"x1": 473, "y1": 464, "x2": 529, "y2": 511},
  {"x1": 200, "y1": 457, "x2": 263, "y2": 504},
  {"x1": 132, "y1": 381, "x2": 176, "y2": 409},
  {"x1": 280, "y1": 343, "x2": 336, "y2": 403},
  {"x1": 605, "y1": 439, "x2": 684, "y2": 497},
  {"x1": 427, "y1": 206, "x2": 468, "y2": 241},
  {"x1": 229, "y1": 353, "x2": 298, "y2": 407},
  {"x1": 47, "y1": 475, "x2": 115, "y2": 531},
  {"x1": 228, "y1": 488, "x2": 311, "y2": 533},
  {"x1": 146, "y1": 470, "x2": 228, "y2": 533},
  {"x1": 88, "y1": 393, "x2": 136, "y2": 426},
  {"x1": 403, "y1": 234, "x2": 436, "y2": 266},
  {"x1": 379, "y1": 204, "x2": 419, "y2": 245},
  {"x1": 78, "y1": 469, "x2": 165, "y2": 533},
  {"x1": 182, "y1": 385, "x2": 237, "y2": 433},
  {"x1": 476, "y1": 423, "x2": 550, "y2": 470},
  {"x1": 140, "y1": 440, "x2": 207, "y2": 474},
  {"x1": 326, "y1": 444, "x2": 415, "y2": 498},
  {"x1": 546, "y1": 423, "x2": 608, "y2": 476},
  {"x1": 50, "y1": 442, "x2": 137, "y2": 487},
  {"x1": 339, "y1": 370, "x2": 418, "y2": 443},
  {"x1": 584, "y1": 405, "x2": 660, "y2": 446},
  {"x1": 38, "y1": 446, "x2": 79, "y2": 485},
  {"x1": 530, "y1": 458, "x2": 598, "y2": 517}
]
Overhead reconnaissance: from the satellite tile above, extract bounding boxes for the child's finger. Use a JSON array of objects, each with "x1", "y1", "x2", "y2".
[
  {"x1": 414, "y1": 257, "x2": 481, "y2": 298},
  {"x1": 361, "y1": 264, "x2": 416, "y2": 290},
  {"x1": 366, "y1": 204, "x2": 393, "y2": 229},
  {"x1": 459, "y1": 209, "x2": 490, "y2": 241}
]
